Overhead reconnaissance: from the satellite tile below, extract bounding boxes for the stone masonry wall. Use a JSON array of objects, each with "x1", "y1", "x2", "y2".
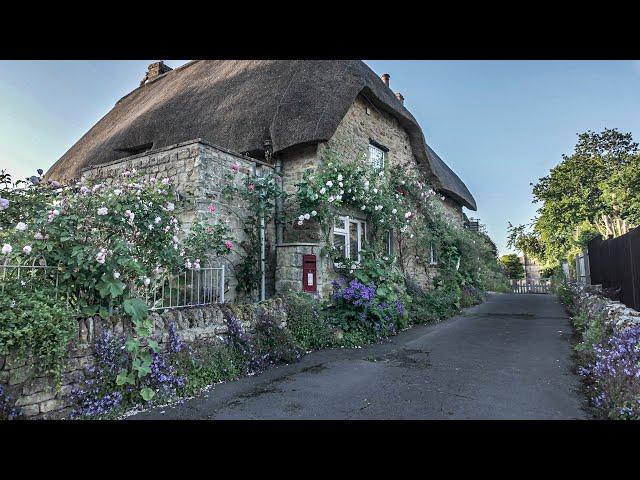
[
  {"x1": 0, "y1": 299, "x2": 287, "y2": 419},
  {"x1": 80, "y1": 139, "x2": 277, "y2": 302}
]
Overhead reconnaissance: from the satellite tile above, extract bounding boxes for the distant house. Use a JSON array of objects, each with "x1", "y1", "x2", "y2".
[
  {"x1": 519, "y1": 254, "x2": 545, "y2": 285},
  {"x1": 47, "y1": 60, "x2": 477, "y2": 301}
]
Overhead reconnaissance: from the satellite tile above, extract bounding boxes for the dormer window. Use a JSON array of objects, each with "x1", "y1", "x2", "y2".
[{"x1": 368, "y1": 141, "x2": 387, "y2": 170}]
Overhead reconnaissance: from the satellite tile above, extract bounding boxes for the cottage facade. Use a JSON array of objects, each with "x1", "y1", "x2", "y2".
[{"x1": 47, "y1": 60, "x2": 477, "y2": 302}]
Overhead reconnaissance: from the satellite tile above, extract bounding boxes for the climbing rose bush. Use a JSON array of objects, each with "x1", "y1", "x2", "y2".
[{"x1": 0, "y1": 169, "x2": 233, "y2": 318}]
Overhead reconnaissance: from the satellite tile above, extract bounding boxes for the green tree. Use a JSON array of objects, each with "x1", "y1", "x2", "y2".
[
  {"x1": 499, "y1": 254, "x2": 524, "y2": 281},
  {"x1": 511, "y1": 128, "x2": 639, "y2": 264}
]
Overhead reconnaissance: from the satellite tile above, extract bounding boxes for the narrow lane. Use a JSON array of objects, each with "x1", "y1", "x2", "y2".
[{"x1": 131, "y1": 293, "x2": 588, "y2": 420}]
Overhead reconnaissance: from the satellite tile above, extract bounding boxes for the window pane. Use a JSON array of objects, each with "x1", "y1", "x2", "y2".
[
  {"x1": 368, "y1": 144, "x2": 384, "y2": 170},
  {"x1": 334, "y1": 233, "x2": 347, "y2": 259},
  {"x1": 350, "y1": 221, "x2": 359, "y2": 260}
]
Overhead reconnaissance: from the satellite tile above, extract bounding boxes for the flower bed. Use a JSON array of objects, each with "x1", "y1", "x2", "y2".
[{"x1": 561, "y1": 282, "x2": 640, "y2": 419}]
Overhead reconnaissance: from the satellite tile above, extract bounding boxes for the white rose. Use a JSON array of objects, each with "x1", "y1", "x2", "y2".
[
  {"x1": 320, "y1": 187, "x2": 326, "y2": 195},
  {"x1": 22, "y1": 245, "x2": 32, "y2": 255},
  {"x1": 304, "y1": 213, "x2": 311, "y2": 220},
  {"x1": 97, "y1": 207, "x2": 108, "y2": 216},
  {"x1": 2, "y1": 244, "x2": 12, "y2": 255},
  {"x1": 311, "y1": 210, "x2": 317, "y2": 216},
  {"x1": 113, "y1": 271, "x2": 121, "y2": 279},
  {"x1": 15, "y1": 222, "x2": 27, "y2": 231},
  {"x1": 337, "y1": 174, "x2": 343, "y2": 181},
  {"x1": 326, "y1": 180, "x2": 333, "y2": 187},
  {"x1": 392, "y1": 209, "x2": 397, "y2": 214}
]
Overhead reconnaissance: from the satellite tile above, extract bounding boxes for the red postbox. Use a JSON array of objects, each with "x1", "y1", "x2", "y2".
[{"x1": 302, "y1": 254, "x2": 317, "y2": 292}]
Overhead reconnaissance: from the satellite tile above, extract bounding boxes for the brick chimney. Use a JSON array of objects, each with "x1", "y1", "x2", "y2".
[
  {"x1": 381, "y1": 73, "x2": 390, "y2": 87},
  {"x1": 395, "y1": 92, "x2": 404, "y2": 104},
  {"x1": 140, "y1": 61, "x2": 173, "y2": 86}
]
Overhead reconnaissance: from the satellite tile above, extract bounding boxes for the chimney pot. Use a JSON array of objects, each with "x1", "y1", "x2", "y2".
[
  {"x1": 395, "y1": 92, "x2": 404, "y2": 104},
  {"x1": 381, "y1": 73, "x2": 390, "y2": 87}
]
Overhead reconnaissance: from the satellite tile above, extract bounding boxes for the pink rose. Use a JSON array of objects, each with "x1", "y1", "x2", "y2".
[
  {"x1": 225, "y1": 240, "x2": 233, "y2": 250},
  {"x1": 247, "y1": 184, "x2": 255, "y2": 193},
  {"x1": 208, "y1": 204, "x2": 217, "y2": 213},
  {"x1": 231, "y1": 163, "x2": 240, "y2": 173}
]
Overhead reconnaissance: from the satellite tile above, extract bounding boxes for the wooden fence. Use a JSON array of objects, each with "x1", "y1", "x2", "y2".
[{"x1": 587, "y1": 226, "x2": 640, "y2": 311}]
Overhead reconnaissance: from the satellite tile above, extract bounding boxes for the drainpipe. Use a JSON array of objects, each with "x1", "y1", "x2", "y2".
[
  {"x1": 253, "y1": 162, "x2": 267, "y2": 302},
  {"x1": 265, "y1": 140, "x2": 284, "y2": 246}
]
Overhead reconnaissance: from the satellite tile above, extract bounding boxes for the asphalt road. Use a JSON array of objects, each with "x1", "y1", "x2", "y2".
[{"x1": 130, "y1": 293, "x2": 588, "y2": 420}]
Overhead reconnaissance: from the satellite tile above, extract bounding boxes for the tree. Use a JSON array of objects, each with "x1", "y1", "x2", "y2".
[
  {"x1": 499, "y1": 254, "x2": 524, "y2": 282},
  {"x1": 510, "y1": 128, "x2": 639, "y2": 265}
]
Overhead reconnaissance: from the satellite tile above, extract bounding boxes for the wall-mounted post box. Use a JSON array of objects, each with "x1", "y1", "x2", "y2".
[{"x1": 302, "y1": 254, "x2": 317, "y2": 292}]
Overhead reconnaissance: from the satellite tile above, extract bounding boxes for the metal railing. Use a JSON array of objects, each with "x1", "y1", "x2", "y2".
[
  {"x1": 146, "y1": 265, "x2": 225, "y2": 311},
  {"x1": 2, "y1": 258, "x2": 225, "y2": 311}
]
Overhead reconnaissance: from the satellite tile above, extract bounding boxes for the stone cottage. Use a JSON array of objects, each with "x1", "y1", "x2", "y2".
[{"x1": 46, "y1": 60, "x2": 477, "y2": 301}]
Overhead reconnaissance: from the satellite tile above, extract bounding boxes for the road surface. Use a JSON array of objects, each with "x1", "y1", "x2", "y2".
[{"x1": 131, "y1": 293, "x2": 588, "y2": 420}]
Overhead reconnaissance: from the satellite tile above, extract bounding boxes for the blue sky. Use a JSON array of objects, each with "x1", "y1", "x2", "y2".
[{"x1": 1, "y1": 60, "x2": 639, "y2": 255}]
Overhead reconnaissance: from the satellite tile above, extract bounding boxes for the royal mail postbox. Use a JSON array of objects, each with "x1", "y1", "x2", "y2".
[{"x1": 302, "y1": 254, "x2": 317, "y2": 292}]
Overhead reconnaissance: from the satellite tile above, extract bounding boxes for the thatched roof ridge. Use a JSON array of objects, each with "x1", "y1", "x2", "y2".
[{"x1": 47, "y1": 60, "x2": 476, "y2": 210}]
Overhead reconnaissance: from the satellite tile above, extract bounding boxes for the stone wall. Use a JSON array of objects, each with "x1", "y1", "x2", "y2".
[
  {"x1": 81, "y1": 139, "x2": 277, "y2": 302},
  {"x1": 0, "y1": 299, "x2": 287, "y2": 419},
  {"x1": 568, "y1": 282, "x2": 640, "y2": 332}
]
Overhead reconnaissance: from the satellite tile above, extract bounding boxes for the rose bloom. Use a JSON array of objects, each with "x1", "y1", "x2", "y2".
[
  {"x1": 231, "y1": 163, "x2": 240, "y2": 173},
  {"x1": 2, "y1": 244, "x2": 12, "y2": 255},
  {"x1": 247, "y1": 184, "x2": 255, "y2": 193},
  {"x1": 208, "y1": 204, "x2": 217, "y2": 213},
  {"x1": 15, "y1": 222, "x2": 27, "y2": 231},
  {"x1": 22, "y1": 245, "x2": 32, "y2": 255},
  {"x1": 97, "y1": 207, "x2": 108, "y2": 216},
  {"x1": 225, "y1": 240, "x2": 233, "y2": 250}
]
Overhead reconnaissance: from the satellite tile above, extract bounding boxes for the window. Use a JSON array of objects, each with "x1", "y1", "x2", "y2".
[
  {"x1": 429, "y1": 243, "x2": 438, "y2": 265},
  {"x1": 368, "y1": 143, "x2": 385, "y2": 170},
  {"x1": 333, "y1": 216, "x2": 366, "y2": 262}
]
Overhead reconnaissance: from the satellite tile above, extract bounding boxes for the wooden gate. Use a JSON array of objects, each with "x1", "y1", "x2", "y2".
[{"x1": 512, "y1": 283, "x2": 550, "y2": 294}]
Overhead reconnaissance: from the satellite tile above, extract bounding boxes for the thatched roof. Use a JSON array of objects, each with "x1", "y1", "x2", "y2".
[{"x1": 47, "y1": 60, "x2": 476, "y2": 210}]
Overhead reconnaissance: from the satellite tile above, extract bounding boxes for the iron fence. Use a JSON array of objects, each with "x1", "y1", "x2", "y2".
[
  {"x1": 146, "y1": 265, "x2": 225, "y2": 311},
  {"x1": 587, "y1": 226, "x2": 640, "y2": 310},
  {"x1": 1, "y1": 258, "x2": 225, "y2": 311}
]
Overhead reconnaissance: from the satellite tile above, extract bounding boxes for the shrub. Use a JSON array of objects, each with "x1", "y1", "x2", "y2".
[
  {"x1": 0, "y1": 284, "x2": 75, "y2": 379},
  {"x1": 70, "y1": 330, "x2": 184, "y2": 419},
  {"x1": 252, "y1": 309, "x2": 301, "y2": 366},
  {"x1": 283, "y1": 293, "x2": 333, "y2": 351},
  {"x1": 326, "y1": 277, "x2": 404, "y2": 343},
  {"x1": 579, "y1": 326, "x2": 640, "y2": 419}
]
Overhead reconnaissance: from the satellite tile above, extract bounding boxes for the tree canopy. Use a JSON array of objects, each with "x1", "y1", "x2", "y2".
[
  {"x1": 499, "y1": 254, "x2": 524, "y2": 281},
  {"x1": 508, "y1": 128, "x2": 640, "y2": 265}
]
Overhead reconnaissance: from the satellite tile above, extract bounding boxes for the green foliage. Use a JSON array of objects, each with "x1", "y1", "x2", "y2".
[
  {"x1": 222, "y1": 168, "x2": 286, "y2": 300},
  {"x1": 512, "y1": 128, "x2": 639, "y2": 265},
  {"x1": 0, "y1": 284, "x2": 75, "y2": 380},
  {"x1": 172, "y1": 343, "x2": 247, "y2": 397},
  {"x1": 499, "y1": 254, "x2": 524, "y2": 280},
  {"x1": 283, "y1": 293, "x2": 333, "y2": 351},
  {"x1": 406, "y1": 286, "x2": 461, "y2": 325}
]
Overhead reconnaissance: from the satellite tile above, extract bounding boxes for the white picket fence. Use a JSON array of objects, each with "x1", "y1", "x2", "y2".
[{"x1": 512, "y1": 282, "x2": 550, "y2": 294}]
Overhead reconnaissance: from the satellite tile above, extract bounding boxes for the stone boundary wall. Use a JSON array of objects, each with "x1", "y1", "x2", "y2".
[
  {"x1": 568, "y1": 282, "x2": 640, "y2": 332},
  {"x1": 0, "y1": 299, "x2": 286, "y2": 420}
]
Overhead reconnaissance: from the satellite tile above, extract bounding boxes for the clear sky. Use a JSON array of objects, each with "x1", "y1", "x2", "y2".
[{"x1": 1, "y1": 60, "x2": 639, "y2": 255}]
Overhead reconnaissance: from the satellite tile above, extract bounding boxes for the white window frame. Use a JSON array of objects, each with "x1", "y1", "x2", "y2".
[
  {"x1": 368, "y1": 143, "x2": 385, "y2": 170},
  {"x1": 333, "y1": 215, "x2": 367, "y2": 264}
]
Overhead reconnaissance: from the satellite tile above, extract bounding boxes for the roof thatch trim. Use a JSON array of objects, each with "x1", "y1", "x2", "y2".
[{"x1": 47, "y1": 60, "x2": 476, "y2": 210}]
